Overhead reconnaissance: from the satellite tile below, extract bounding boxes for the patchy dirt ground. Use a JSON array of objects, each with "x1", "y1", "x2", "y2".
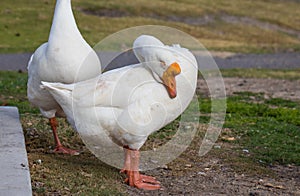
[
  {"x1": 125, "y1": 77, "x2": 300, "y2": 195},
  {"x1": 21, "y1": 76, "x2": 300, "y2": 195},
  {"x1": 127, "y1": 146, "x2": 300, "y2": 195},
  {"x1": 198, "y1": 77, "x2": 300, "y2": 101}
]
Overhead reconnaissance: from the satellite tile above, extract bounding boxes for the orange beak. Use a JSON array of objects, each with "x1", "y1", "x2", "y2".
[{"x1": 161, "y1": 62, "x2": 181, "y2": 99}]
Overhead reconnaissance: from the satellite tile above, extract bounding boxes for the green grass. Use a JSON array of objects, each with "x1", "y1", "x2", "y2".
[
  {"x1": 27, "y1": 151, "x2": 125, "y2": 195},
  {"x1": 196, "y1": 77, "x2": 300, "y2": 166},
  {"x1": 0, "y1": 71, "x2": 38, "y2": 113},
  {"x1": 1, "y1": 0, "x2": 300, "y2": 53},
  {"x1": 223, "y1": 93, "x2": 300, "y2": 165},
  {"x1": 265, "y1": 98, "x2": 300, "y2": 109},
  {"x1": 199, "y1": 90, "x2": 300, "y2": 165}
]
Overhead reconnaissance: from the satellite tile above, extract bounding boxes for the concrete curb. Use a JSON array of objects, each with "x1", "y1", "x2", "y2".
[{"x1": 0, "y1": 106, "x2": 32, "y2": 196}]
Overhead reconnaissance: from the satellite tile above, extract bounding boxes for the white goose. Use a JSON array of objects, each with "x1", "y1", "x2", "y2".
[
  {"x1": 42, "y1": 35, "x2": 197, "y2": 190},
  {"x1": 27, "y1": 0, "x2": 101, "y2": 155}
]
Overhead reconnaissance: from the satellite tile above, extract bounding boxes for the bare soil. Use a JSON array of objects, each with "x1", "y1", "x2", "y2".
[
  {"x1": 198, "y1": 77, "x2": 300, "y2": 101},
  {"x1": 127, "y1": 148, "x2": 300, "y2": 196}
]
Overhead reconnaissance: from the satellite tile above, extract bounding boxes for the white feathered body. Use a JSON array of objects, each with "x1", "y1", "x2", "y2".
[
  {"x1": 43, "y1": 44, "x2": 197, "y2": 150},
  {"x1": 27, "y1": 0, "x2": 101, "y2": 118}
]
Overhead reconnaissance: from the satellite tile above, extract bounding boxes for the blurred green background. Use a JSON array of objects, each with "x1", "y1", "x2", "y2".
[{"x1": 1, "y1": 0, "x2": 300, "y2": 53}]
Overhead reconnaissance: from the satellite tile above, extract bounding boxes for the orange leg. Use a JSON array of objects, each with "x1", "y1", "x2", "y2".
[
  {"x1": 121, "y1": 147, "x2": 160, "y2": 190},
  {"x1": 120, "y1": 147, "x2": 131, "y2": 174},
  {"x1": 49, "y1": 117, "x2": 79, "y2": 155}
]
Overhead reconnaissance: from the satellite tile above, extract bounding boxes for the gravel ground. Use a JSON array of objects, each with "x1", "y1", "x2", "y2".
[{"x1": 127, "y1": 158, "x2": 300, "y2": 196}]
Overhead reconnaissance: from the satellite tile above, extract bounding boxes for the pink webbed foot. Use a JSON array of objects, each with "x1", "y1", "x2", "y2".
[{"x1": 53, "y1": 145, "x2": 80, "y2": 155}]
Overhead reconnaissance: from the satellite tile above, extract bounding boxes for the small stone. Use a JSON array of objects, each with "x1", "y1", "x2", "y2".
[
  {"x1": 222, "y1": 136, "x2": 235, "y2": 141},
  {"x1": 36, "y1": 159, "x2": 42, "y2": 164},
  {"x1": 242, "y1": 149, "x2": 249, "y2": 153},
  {"x1": 250, "y1": 96, "x2": 256, "y2": 100},
  {"x1": 264, "y1": 94, "x2": 270, "y2": 99},
  {"x1": 150, "y1": 159, "x2": 158, "y2": 164},
  {"x1": 159, "y1": 165, "x2": 169, "y2": 170},
  {"x1": 214, "y1": 145, "x2": 221, "y2": 149},
  {"x1": 185, "y1": 164, "x2": 192, "y2": 168},
  {"x1": 197, "y1": 172, "x2": 207, "y2": 176},
  {"x1": 264, "y1": 183, "x2": 285, "y2": 189},
  {"x1": 81, "y1": 171, "x2": 92, "y2": 178}
]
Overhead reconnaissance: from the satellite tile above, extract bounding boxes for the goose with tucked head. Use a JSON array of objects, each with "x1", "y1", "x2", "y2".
[
  {"x1": 42, "y1": 35, "x2": 197, "y2": 190},
  {"x1": 133, "y1": 35, "x2": 181, "y2": 98}
]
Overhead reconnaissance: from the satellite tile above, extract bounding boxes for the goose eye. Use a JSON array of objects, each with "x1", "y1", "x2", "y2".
[{"x1": 160, "y1": 61, "x2": 166, "y2": 67}]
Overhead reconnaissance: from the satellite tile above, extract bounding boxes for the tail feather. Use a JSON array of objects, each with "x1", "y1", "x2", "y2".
[
  {"x1": 41, "y1": 81, "x2": 74, "y2": 92},
  {"x1": 41, "y1": 81, "x2": 73, "y2": 113},
  {"x1": 41, "y1": 81, "x2": 76, "y2": 127}
]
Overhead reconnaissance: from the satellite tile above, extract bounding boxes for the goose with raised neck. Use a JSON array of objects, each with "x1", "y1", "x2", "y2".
[{"x1": 27, "y1": 0, "x2": 101, "y2": 155}]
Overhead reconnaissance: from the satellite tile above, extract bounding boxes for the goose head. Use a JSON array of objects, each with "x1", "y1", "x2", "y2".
[{"x1": 133, "y1": 35, "x2": 181, "y2": 98}]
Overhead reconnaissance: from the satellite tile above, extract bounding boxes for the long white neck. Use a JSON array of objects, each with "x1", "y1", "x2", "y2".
[{"x1": 48, "y1": 0, "x2": 84, "y2": 47}]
